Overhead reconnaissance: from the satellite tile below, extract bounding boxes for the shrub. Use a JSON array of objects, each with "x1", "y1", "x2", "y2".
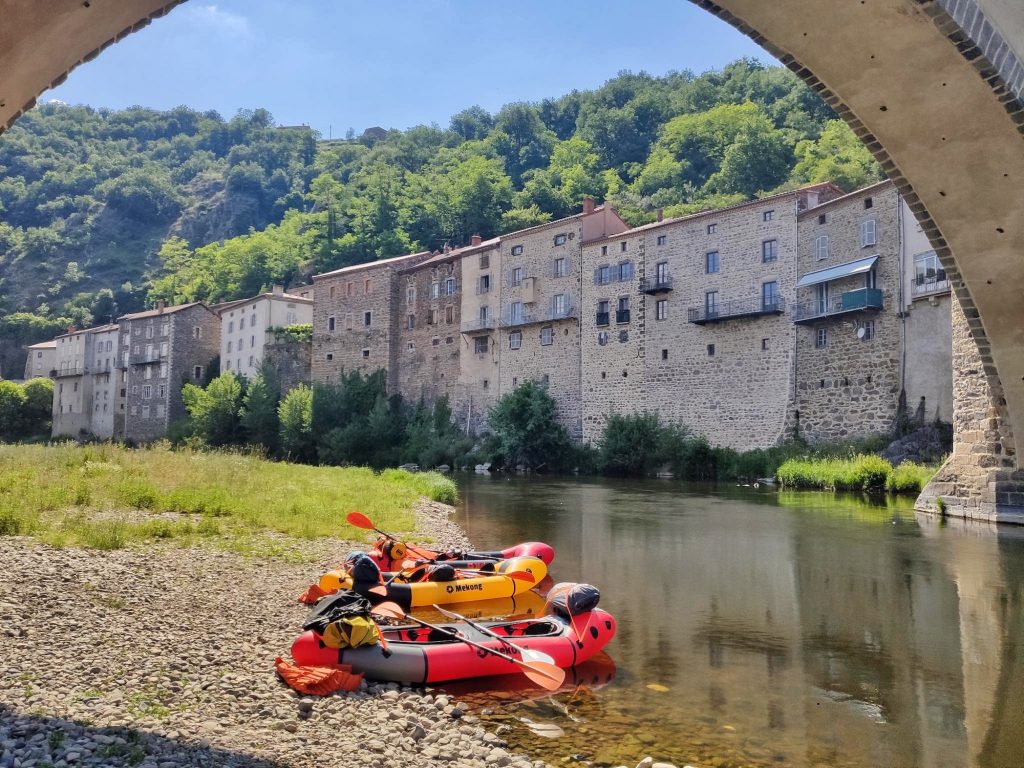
[
  {"x1": 0, "y1": 381, "x2": 28, "y2": 439},
  {"x1": 777, "y1": 454, "x2": 895, "y2": 492},
  {"x1": 279, "y1": 384, "x2": 314, "y2": 461},
  {"x1": 487, "y1": 381, "x2": 574, "y2": 472},
  {"x1": 886, "y1": 462, "x2": 936, "y2": 494},
  {"x1": 599, "y1": 413, "x2": 666, "y2": 477},
  {"x1": 117, "y1": 477, "x2": 159, "y2": 509}
]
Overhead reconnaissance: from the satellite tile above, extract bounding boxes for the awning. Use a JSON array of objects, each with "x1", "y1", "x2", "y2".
[{"x1": 796, "y1": 255, "x2": 878, "y2": 288}]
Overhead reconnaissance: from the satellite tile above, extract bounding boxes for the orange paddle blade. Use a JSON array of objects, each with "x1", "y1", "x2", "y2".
[
  {"x1": 503, "y1": 570, "x2": 536, "y2": 583},
  {"x1": 368, "y1": 585, "x2": 388, "y2": 596},
  {"x1": 520, "y1": 660, "x2": 566, "y2": 691},
  {"x1": 346, "y1": 511, "x2": 375, "y2": 530},
  {"x1": 371, "y1": 601, "x2": 405, "y2": 620}
]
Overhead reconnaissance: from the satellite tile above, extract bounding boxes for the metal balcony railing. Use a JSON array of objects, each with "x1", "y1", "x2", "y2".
[
  {"x1": 501, "y1": 311, "x2": 533, "y2": 328},
  {"x1": 616, "y1": 309, "x2": 631, "y2": 324},
  {"x1": 793, "y1": 288, "x2": 883, "y2": 323},
  {"x1": 640, "y1": 275, "x2": 674, "y2": 294},
  {"x1": 92, "y1": 364, "x2": 113, "y2": 375},
  {"x1": 52, "y1": 365, "x2": 83, "y2": 378},
  {"x1": 595, "y1": 311, "x2": 610, "y2": 326},
  {"x1": 544, "y1": 305, "x2": 577, "y2": 322},
  {"x1": 688, "y1": 296, "x2": 786, "y2": 325},
  {"x1": 129, "y1": 352, "x2": 165, "y2": 365},
  {"x1": 913, "y1": 271, "x2": 949, "y2": 297},
  {"x1": 460, "y1": 317, "x2": 495, "y2": 333}
]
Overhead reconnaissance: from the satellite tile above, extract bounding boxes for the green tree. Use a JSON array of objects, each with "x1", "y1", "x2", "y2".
[
  {"x1": 21, "y1": 378, "x2": 53, "y2": 435},
  {"x1": 279, "y1": 384, "x2": 314, "y2": 461},
  {"x1": 182, "y1": 371, "x2": 244, "y2": 446},
  {"x1": 791, "y1": 119, "x2": 884, "y2": 191},
  {"x1": 240, "y1": 366, "x2": 281, "y2": 452},
  {"x1": 0, "y1": 380, "x2": 27, "y2": 439},
  {"x1": 487, "y1": 380, "x2": 574, "y2": 471}
]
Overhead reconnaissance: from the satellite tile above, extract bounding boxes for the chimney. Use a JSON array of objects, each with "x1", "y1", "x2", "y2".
[
  {"x1": 272, "y1": 284, "x2": 284, "y2": 295},
  {"x1": 155, "y1": 299, "x2": 165, "y2": 313},
  {"x1": 67, "y1": 325, "x2": 77, "y2": 335},
  {"x1": 470, "y1": 233, "x2": 482, "y2": 246},
  {"x1": 656, "y1": 208, "x2": 664, "y2": 223},
  {"x1": 582, "y1": 197, "x2": 595, "y2": 215}
]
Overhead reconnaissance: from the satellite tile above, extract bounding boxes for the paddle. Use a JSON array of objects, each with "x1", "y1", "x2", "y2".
[
  {"x1": 432, "y1": 604, "x2": 557, "y2": 666},
  {"x1": 370, "y1": 602, "x2": 565, "y2": 691},
  {"x1": 367, "y1": 566, "x2": 536, "y2": 596},
  {"x1": 345, "y1": 512, "x2": 435, "y2": 561}
]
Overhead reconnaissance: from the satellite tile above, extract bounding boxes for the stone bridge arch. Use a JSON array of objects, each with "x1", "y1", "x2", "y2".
[{"x1": 2, "y1": 0, "x2": 1023, "y2": 520}]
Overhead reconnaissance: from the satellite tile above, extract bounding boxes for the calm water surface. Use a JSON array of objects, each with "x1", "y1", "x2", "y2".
[{"x1": 440, "y1": 474, "x2": 1024, "y2": 768}]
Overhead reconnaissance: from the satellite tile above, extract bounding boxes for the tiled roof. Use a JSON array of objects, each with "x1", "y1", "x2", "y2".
[
  {"x1": 27, "y1": 340, "x2": 57, "y2": 349},
  {"x1": 796, "y1": 179, "x2": 894, "y2": 218},
  {"x1": 313, "y1": 251, "x2": 431, "y2": 280},
  {"x1": 117, "y1": 302, "x2": 208, "y2": 321}
]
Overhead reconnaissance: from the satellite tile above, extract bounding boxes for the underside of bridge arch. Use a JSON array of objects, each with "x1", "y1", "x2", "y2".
[{"x1": 2, "y1": 0, "x2": 1024, "y2": 520}]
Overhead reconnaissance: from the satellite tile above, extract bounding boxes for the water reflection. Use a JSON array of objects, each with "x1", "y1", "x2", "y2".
[{"x1": 448, "y1": 476, "x2": 1024, "y2": 768}]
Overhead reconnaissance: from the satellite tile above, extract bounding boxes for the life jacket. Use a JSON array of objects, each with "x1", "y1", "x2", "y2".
[{"x1": 375, "y1": 536, "x2": 407, "y2": 569}]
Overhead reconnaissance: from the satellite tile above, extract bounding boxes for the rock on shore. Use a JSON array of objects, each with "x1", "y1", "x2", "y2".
[{"x1": 0, "y1": 500, "x2": 546, "y2": 768}]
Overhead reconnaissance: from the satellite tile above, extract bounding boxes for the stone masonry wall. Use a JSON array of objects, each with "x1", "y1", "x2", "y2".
[
  {"x1": 456, "y1": 244, "x2": 501, "y2": 434},
  {"x1": 263, "y1": 338, "x2": 311, "y2": 395},
  {"x1": 794, "y1": 184, "x2": 902, "y2": 443},
  {"x1": 395, "y1": 256, "x2": 462, "y2": 407}
]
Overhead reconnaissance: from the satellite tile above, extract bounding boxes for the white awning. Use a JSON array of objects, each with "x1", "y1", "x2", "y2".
[{"x1": 796, "y1": 255, "x2": 878, "y2": 288}]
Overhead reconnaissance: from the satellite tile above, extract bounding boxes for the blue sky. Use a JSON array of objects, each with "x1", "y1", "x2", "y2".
[{"x1": 48, "y1": 1, "x2": 774, "y2": 136}]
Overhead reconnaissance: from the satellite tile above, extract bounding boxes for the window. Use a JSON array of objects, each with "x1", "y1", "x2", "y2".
[
  {"x1": 620, "y1": 241, "x2": 627, "y2": 252},
  {"x1": 365, "y1": 279, "x2": 372, "y2": 294},
  {"x1": 656, "y1": 261, "x2": 669, "y2": 284},
  {"x1": 347, "y1": 282, "x2": 354, "y2": 297},
  {"x1": 134, "y1": 325, "x2": 141, "y2": 336},
  {"x1": 762, "y1": 281, "x2": 780, "y2": 310},
  {"x1": 239, "y1": 316, "x2": 246, "y2": 330},
  {"x1": 407, "y1": 286, "x2": 416, "y2": 306},
  {"x1": 193, "y1": 366, "x2": 203, "y2": 381},
  {"x1": 479, "y1": 306, "x2": 490, "y2": 323},
  {"x1": 661, "y1": 349, "x2": 668, "y2": 360},
  {"x1": 618, "y1": 261, "x2": 634, "y2": 281},
  {"x1": 814, "y1": 234, "x2": 830, "y2": 260},
  {"x1": 554, "y1": 234, "x2": 567, "y2": 246},
  {"x1": 511, "y1": 245, "x2": 524, "y2": 256},
  {"x1": 705, "y1": 251, "x2": 719, "y2": 274},
  {"x1": 344, "y1": 314, "x2": 353, "y2": 330},
  {"x1": 511, "y1": 267, "x2": 523, "y2": 287},
  {"x1": 474, "y1": 336, "x2": 489, "y2": 354},
  {"x1": 818, "y1": 214, "x2": 827, "y2": 225},
  {"x1": 160, "y1": 342, "x2": 168, "y2": 357},
  {"x1": 431, "y1": 282, "x2": 441, "y2": 299},
  {"x1": 329, "y1": 285, "x2": 336, "y2": 299},
  {"x1": 510, "y1": 301, "x2": 524, "y2": 323},
  {"x1": 480, "y1": 253, "x2": 490, "y2": 269},
  {"x1": 364, "y1": 311, "x2": 372, "y2": 327},
  {"x1": 553, "y1": 257, "x2": 567, "y2": 277},
  {"x1": 705, "y1": 291, "x2": 719, "y2": 318},
  {"x1": 226, "y1": 359, "x2": 232, "y2": 370},
  {"x1": 429, "y1": 309, "x2": 438, "y2": 325},
  {"x1": 656, "y1": 299, "x2": 667, "y2": 320},
  {"x1": 362, "y1": 348, "x2": 370, "y2": 358},
  {"x1": 707, "y1": 223, "x2": 717, "y2": 234},
  {"x1": 326, "y1": 353, "x2": 334, "y2": 361},
  {"x1": 193, "y1": 326, "x2": 202, "y2": 339},
  {"x1": 601, "y1": 245, "x2": 608, "y2": 256},
  {"x1": 131, "y1": 385, "x2": 139, "y2": 395},
  {"x1": 479, "y1": 275, "x2": 490, "y2": 294},
  {"x1": 914, "y1": 251, "x2": 947, "y2": 293},
  {"x1": 816, "y1": 327, "x2": 828, "y2": 348},
  {"x1": 861, "y1": 320, "x2": 876, "y2": 341},
  {"x1": 227, "y1": 341, "x2": 233, "y2": 353},
  {"x1": 864, "y1": 197, "x2": 874, "y2": 209},
  {"x1": 445, "y1": 277, "x2": 456, "y2": 295},
  {"x1": 597, "y1": 265, "x2": 611, "y2": 285},
  {"x1": 407, "y1": 314, "x2": 415, "y2": 330},
  {"x1": 552, "y1": 293, "x2": 568, "y2": 317},
  {"x1": 762, "y1": 239, "x2": 778, "y2": 263},
  {"x1": 707, "y1": 344, "x2": 715, "y2": 357},
  {"x1": 763, "y1": 210, "x2": 774, "y2": 222},
  {"x1": 482, "y1": 379, "x2": 489, "y2": 389},
  {"x1": 145, "y1": 324, "x2": 153, "y2": 339},
  {"x1": 142, "y1": 405, "x2": 151, "y2": 419},
  {"x1": 656, "y1": 234, "x2": 667, "y2": 246},
  {"x1": 445, "y1": 305, "x2": 454, "y2": 323},
  {"x1": 616, "y1": 296, "x2": 630, "y2": 324},
  {"x1": 762, "y1": 338, "x2": 770, "y2": 351},
  {"x1": 540, "y1": 327, "x2": 554, "y2": 346},
  {"x1": 160, "y1": 363, "x2": 168, "y2": 378},
  {"x1": 860, "y1": 219, "x2": 877, "y2": 247},
  {"x1": 142, "y1": 385, "x2": 152, "y2": 399},
  {"x1": 156, "y1": 404, "x2": 165, "y2": 418},
  {"x1": 509, "y1": 331, "x2": 522, "y2": 350},
  {"x1": 130, "y1": 405, "x2": 138, "y2": 416},
  {"x1": 228, "y1": 321, "x2": 235, "y2": 333}
]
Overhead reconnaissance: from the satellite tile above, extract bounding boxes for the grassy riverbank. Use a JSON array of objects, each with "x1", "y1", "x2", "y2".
[
  {"x1": 776, "y1": 454, "x2": 935, "y2": 494},
  {"x1": 0, "y1": 442, "x2": 457, "y2": 551}
]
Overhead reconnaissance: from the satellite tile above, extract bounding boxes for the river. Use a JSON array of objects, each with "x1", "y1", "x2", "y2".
[{"x1": 438, "y1": 474, "x2": 1024, "y2": 768}]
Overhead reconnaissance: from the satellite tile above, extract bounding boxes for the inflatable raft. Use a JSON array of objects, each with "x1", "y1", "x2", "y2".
[
  {"x1": 371, "y1": 537, "x2": 555, "y2": 572},
  {"x1": 292, "y1": 608, "x2": 616, "y2": 685},
  {"x1": 318, "y1": 555, "x2": 548, "y2": 611}
]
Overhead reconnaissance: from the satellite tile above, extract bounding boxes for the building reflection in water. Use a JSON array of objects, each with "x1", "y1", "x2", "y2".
[{"x1": 453, "y1": 477, "x2": 1024, "y2": 767}]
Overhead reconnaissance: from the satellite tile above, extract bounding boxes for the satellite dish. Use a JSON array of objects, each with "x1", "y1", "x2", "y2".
[{"x1": 856, "y1": 327, "x2": 866, "y2": 339}]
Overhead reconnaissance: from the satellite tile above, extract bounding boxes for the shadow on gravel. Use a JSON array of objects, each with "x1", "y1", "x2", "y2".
[{"x1": 0, "y1": 704, "x2": 283, "y2": 768}]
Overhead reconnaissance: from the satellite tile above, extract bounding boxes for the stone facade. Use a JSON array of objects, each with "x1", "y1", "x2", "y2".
[
  {"x1": 23, "y1": 341, "x2": 55, "y2": 381},
  {"x1": 263, "y1": 337, "x2": 311, "y2": 396},
  {"x1": 395, "y1": 251, "x2": 463, "y2": 407},
  {"x1": 218, "y1": 287, "x2": 312, "y2": 381},
  {"x1": 311, "y1": 252, "x2": 431, "y2": 390},
  {"x1": 456, "y1": 238, "x2": 502, "y2": 434},
  {"x1": 87, "y1": 325, "x2": 119, "y2": 439},
  {"x1": 792, "y1": 182, "x2": 903, "y2": 443},
  {"x1": 51, "y1": 329, "x2": 91, "y2": 438},
  {"x1": 119, "y1": 302, "x2": 220, "y2": 443}
]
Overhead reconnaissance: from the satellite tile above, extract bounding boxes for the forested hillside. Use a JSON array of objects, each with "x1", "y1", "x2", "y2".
[{"x1": 0, "y1": 59, "x2": 882, "y2": 374}]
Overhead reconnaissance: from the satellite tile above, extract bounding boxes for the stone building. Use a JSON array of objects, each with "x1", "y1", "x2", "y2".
[
  {"x1": 456, "y1": 236, "x2": 503, "y2": 434},
  {"x1": 50, "y1": 324, "x2": 120, "y2": 438},
  {"x1": 311, "y1": 252, "x2": 431, "y2": 389},
  {"x1": 22, "y1": 340, "x2": 55, "y2": 380},
  {"x1": 217, "y1": 286, "x2": 312, "y2": 381},
  {"x1": 792, "y1": 181, "x2": 906, "y2": 442},
  {"x1": 86, "y1": 324, "x2": 119, "y2": 439},
  {"x1": 118, "y1": 301, "x2": 220, "y2": 443},
  {"x1": 394, "y1": 245, "x2": 472, "y2": 408},
  {"x1": 580, "y1": 184, "x2": 841, "y2": 449}
]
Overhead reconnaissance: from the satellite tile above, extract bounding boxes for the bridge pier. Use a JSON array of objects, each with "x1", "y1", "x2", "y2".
[{"x1": 916, "y1": 296, "x2": 1024, "y2": 524}]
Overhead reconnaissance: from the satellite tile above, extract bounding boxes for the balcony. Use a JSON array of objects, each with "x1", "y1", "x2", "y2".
[
  {"x1": 52, "y1": 365, "x2": 83, "y2": 378},
  {"x1": 913, "y1": 271, "x2": 949, "y2": 297},
  {"x1": 92, "y1": 364, "x2": 113, "y2": 375},
  {"x1": 595, "y1": 311, "x2": 610, "y2": 327},
  {"x1": 460, "y1": 317, "x2": 495, "y2": 333},
  {"x1": 501, "y1": 311, "x2": 533, "y2": 328},
  {"x1": 641, "y1": 275, "x2": 674, "y2": 294},
  {"x1": 129, "y1": 352, "x2": 165, "y2": 365},
  {"x1": 688, "y1": 296, "x2": 786, "y2": 325},
  {"x1": 616, "y1": 309, "x2": 631, "y2": 324},
  {"x1": 544, "y1": 305, "x2": 577, "y2": 322},
  {"x1": 793, "y1": 288, "x2": 883, "y2": 324}
]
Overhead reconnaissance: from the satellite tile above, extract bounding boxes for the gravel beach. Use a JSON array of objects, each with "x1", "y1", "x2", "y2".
[{"x1": 0, "y1": 500, "x2": 546, "y2": 768}]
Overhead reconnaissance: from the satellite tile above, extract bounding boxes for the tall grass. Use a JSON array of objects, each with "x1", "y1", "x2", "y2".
[
  {"x1": 0, "y1": 443, "x2": 457, "y2": 550},
  {"x1": 776, "y1": 454, "x2": 936, "y2": 494}
]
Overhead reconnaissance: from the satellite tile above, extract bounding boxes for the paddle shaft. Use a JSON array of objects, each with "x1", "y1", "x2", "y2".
[{"x1": 432, "y1": 605, "x2": 555, "y2": 664}]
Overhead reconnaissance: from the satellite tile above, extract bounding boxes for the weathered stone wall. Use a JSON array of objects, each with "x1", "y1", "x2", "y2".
[
  {"x1": 904, "y1": 294, "x2": 954, "y2": 423},
  {"x1": 395, "y1": 255, "x2": 462, "y2": 407},
  {"x1": 794, "y1": 184, "x2": 902, "y2": 443},
  {"x1": 263, "y1": 338, "x2": 311, "y2": 395},
  {"x1": 497, "y1": 219, "x2": 585, "y2": 439},
  {"x1": 311, "y1": 254, "x2": 429, "y2": 389},
  {"x1": 917, "y1": 296, "x2": 1024, "y2": 523},
  {"x1": 456, "y1": 243, "x2": 501, "y2": 434}
]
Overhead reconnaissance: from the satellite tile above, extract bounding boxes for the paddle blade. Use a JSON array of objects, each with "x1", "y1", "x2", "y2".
[
  {"x1": 520, "y1": 648, "x2": 557, "y2": 666},
  {"x1": 371, "y1": 601, "x2": 405, "y2": 620},
  {"x1": 503, "y1": 570, "x2": 536, "y2": 583},
  {"x1": 521, "y1": 661, "x2": 566, "y2": 692},
  {"x1": 346, "y1": 511, "x2": 376, "y2": 530},
  {"x1": 368, "y1": 585, "x2": 388, "y2": 596}
]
